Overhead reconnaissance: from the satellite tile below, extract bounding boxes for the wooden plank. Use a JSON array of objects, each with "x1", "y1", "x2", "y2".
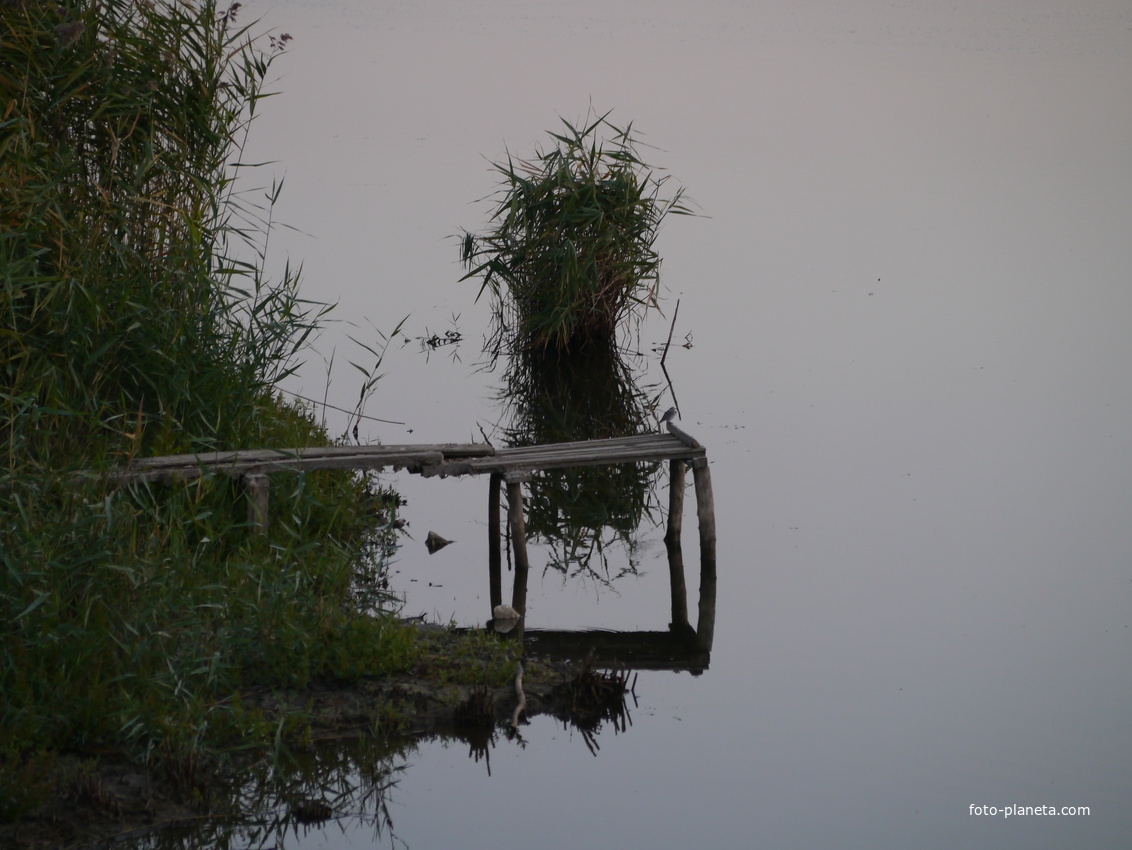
[
  {"x1": 120, "y1": 443, "x2": 492, "y2": 471},
  {"x1": 107, "y1": 450, "x2": 451, "y2": 481},
  {"x1": 460, "y1": 444, "x2": 703, "y2": 475},
  {"x1": 234, "y1": 452, "x2": 445, "y2": 474},
  {"x1": 666, "y1": 421, "x2": 702, "y2": 449},
  {"x1": 493, "y1": 434, "x2": 678, "y2": 459}
]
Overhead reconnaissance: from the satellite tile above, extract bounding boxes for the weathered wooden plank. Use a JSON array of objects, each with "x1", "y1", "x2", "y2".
[
  {"x1": 494, "y1": 434, "x2": 679, "y2": 458},
  {"x1": 235, "y1": 452, "x2": 446, "y2": 475},
  {"x1": 108, "y1": 450, "x2": 452, "y2": 481},
  {"x1": 121, "y1": 443, "x2": 493, "y2": 471},
  {"x1": 666, "y1": 421, "x2": 702, "y2": 449},
  {"x1": 461, "y1": 443, "x2": 704, "y2": 475}
]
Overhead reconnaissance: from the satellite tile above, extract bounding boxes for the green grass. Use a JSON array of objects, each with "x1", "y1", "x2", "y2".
[{"x1": 0, "y1": 0, "x2": 419, "y2": 818}]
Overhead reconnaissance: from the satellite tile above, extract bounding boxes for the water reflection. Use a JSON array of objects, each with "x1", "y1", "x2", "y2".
[
  {"x1": 494, "y1": 338, "x2": 668, "y2": 583},
  {"x1": 487, "y1": 514, "x2": 716, "y2": 671},
  {"x1": 127, "y1": 736, "x2": 406, "y2": 849},
  {"x1": 119, "y1": 667, "x2": 649, "y2": 848}
]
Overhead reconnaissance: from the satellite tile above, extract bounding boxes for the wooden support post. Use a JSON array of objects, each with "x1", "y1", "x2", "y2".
[
  {"x1": 506, "y1": 474, "x2": 530, "y2": 615},
  {"x1": 691, "y1": 457, "x2": 716, "y2": 650},
  {"x1": 488, "y1": 472, "x2": 503, "y2": 610},
  {"x1": 665, "y1": 459, "x2": 689, "y2": 630},
  {"x1": 244, "y1": 473, "x2": 269, "y2": 536},
  {"x1": 665, "y1": 459, "x2": 686, "y2": 547}
]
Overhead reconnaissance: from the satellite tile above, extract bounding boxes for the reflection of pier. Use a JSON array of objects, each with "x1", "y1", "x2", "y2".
[
  {"x1": 518, "y1": 628, "x2": 711, "y2": 674},
  {"x1": 483, "y1": 422, "x2": 716, "y2": 666},
  {"x1": 96, "y1": 423, "x2": 717, "y2": 662}
]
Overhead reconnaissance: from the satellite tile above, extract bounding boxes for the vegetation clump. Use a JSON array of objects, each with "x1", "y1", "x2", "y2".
[
  {"x1": 0, "y1": 0, "x2": 415, "y2": 821},
  {"x1": 459, "y1": 111, "x2": 692, "y2": 353}
]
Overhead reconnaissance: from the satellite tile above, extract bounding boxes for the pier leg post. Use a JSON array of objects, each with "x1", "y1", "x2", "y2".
[
  {"x1": 665, "y1": 460, "x2": 690, "y2": 630},
  {"x1": 244, "y1": 474, "x2": 269, "y2": 536},
  {"x1": 691, "y1": 457, "x2": 717, "y2": 650},
  {"x1": 506, "y1": 474, "x2": 530, "y2": 616},
  {"x1": 488, "y1": 472, "x2": 502, "y2": 610}
]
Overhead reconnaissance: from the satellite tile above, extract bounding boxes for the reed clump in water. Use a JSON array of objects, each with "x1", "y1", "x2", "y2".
[{"x1": 459, "y1": 111, "x2": 692, "y2": 353}]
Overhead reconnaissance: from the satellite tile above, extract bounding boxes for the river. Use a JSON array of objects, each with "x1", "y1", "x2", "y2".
[{"x1": 181, "y1": 1, "x2": 1132, "y2": 847}]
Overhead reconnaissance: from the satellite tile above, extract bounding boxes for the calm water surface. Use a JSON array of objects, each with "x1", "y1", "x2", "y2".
[{"x1": 222, "y1": 2, "x2": 1132, "y2": 847}]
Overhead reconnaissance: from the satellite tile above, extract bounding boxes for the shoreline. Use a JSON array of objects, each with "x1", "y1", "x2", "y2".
[{"x1": 1, "y1": 627, "x2": 623, "y2": 849}]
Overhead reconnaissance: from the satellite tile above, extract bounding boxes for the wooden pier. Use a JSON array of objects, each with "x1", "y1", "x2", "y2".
[{"x1": 96, "y1": 422, "x2": 717, "y2": 650}]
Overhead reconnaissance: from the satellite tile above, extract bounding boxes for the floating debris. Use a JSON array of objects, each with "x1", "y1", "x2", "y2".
[{"x1": 425, "y1": 531, "x2": 453, "y2": 554}]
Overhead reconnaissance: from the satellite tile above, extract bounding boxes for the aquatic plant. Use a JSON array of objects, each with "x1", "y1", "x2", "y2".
[{"x1": 459, "y1": 111, "x2": 692, "y2": 352}]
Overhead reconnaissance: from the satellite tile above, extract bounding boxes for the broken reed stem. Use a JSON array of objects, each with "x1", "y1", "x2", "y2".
[{"x1": 660, "y1": 298, "x2": 680, "y2": 367}]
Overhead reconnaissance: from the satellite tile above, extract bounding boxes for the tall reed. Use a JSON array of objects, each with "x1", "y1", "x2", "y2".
[
  {"x1": 459, "y1": 111, "x2": 692, "y2": 353},
  {"x1": 0, "y1": 0, "x2": 413, "y2": 818},
  {"x1": 0, "y1": 0, "x2": 321, "y2": 467}
]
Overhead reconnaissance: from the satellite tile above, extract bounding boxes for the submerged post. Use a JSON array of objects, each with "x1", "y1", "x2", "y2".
[
  {"x1": 244, "y1": 474, "x2": 269, "y2": 536},
  {"x1": 691, "y1": 457, "x2": 717, "y2": 649},
  {"x1": 506, "y1": 473, "x2": 531, "y2": 615},
  {"x1": 488, "y1": 472, "x2": 503, "y2": 609},
  {"x1": 665, "y1": 459, "x2": 689, "y2": 629}
]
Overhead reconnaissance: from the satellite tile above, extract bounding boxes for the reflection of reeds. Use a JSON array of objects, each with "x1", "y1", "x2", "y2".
[
  {"x1": 460, "y1": 110, "x2": 691, "y2": 353},
  {"x1": 454, "y1": 684, "x2": 496, "y2": 730},
  {"x1": 503, "y1": 336, "x2": 650, "y2": 441},
  {"x1": 499, "y1": 339, "x2": 663, "y2": 580},
  {"x1": 551, "y1": 655, "x2": 637, "y2": 756},
  {"x1": 170, "y1": 736, "x2": 408, "y2": 848}
]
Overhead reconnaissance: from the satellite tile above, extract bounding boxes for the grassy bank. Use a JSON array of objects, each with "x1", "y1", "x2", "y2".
[{"x1": 0, "y1": 0, "x2": 420, "y2": 819}]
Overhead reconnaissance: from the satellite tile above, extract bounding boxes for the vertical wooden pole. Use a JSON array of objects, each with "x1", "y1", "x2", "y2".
[
  {"x1": 692, "y1": 457, "x2": 717, "y2": 650},
  {"x1": 665, "y1": 459, "x2": 686, "y2": 547},
  {"x1": 665, "y1": 459, "x2": 689, "y2": 630},
  {"x1": 488, "y1": 472, "x2": 502, "y2": 610},
  {"x1": 506, "y1": 475, "x2": 530, "y2": 616},
  {"x1": 244, "y1": 474, "x2": 269, "y2": 536}
]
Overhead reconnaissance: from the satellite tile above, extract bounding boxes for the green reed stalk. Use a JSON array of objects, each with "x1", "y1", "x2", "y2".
[{"x1": 459, "y1": 110, "x2": 693, "y2": 353}]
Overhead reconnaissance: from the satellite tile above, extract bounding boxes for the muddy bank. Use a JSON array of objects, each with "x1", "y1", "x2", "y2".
[{"x1": 1, "y1": 627, "x2": 627, "y2": 850}]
